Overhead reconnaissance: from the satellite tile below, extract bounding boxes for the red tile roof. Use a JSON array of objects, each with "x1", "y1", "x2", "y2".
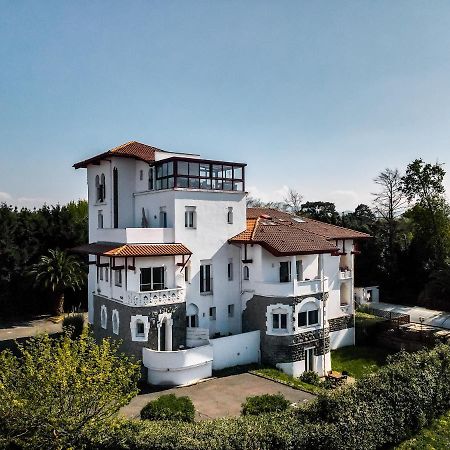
[
  {"x1": 73, "y1": 141, "x2": 197, "y2": 169},
  {"x1": 72, "y1": 242, "x2": 192, "y2": 257},
  {"x1": 229, "y1": 208, "x2": 370, "y2": 256}
]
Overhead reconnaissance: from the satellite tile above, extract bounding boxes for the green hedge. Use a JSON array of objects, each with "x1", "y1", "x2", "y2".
[
  {"x1": 81, "y1": 344, "x2": 450, "y2": 449},
  {"x1": 241, "y1": 393, "x2": 291, "y2": 416},
  {"x1": 141, "y1": 394, "x2": 195, "y2": 422}
]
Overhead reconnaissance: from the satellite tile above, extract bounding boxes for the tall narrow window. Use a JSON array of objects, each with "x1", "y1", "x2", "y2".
[
  {"x1": 97, "y1": 210, "x2": 103, "y2": 229},
  {"x1": 185, "y1": 207, "x2": 196, "y2": 228},
  {"x1": 113, "y1": 168, "x2": 118, "y2": 228},
  {"x1": 227, "y1": 207, "x2": 233, "y2": 224},
  {"x1": 279, "y1": 261, "x2": 291, "y2": 283},
  {"x1": 159, "y1": 208, "x2": 167, "y2": 228},
  {"x1": 200, "y1": 263, "x2": 212, "y2": 293},
  {"x1": 114, "y1": 269, "x2": 122, "y2": 287},
  {"x1": 296, "y1": 260, "x2": 303, "y2": 281},
  {"x1": 148, "y1": 168, "x2": 154, "y2": 190},
  {"x1": 140, "y1": 267, "x2": 165, "y2": 291},
  {"x1": 100, "y1": 173, "x2": 106, "y2": 201},
  {"x1": 227, "y1": 260, "x2": 233, "y2": 281},
  {"x1": 243, "y1": 265, "x2": 249, "y2": 280}
]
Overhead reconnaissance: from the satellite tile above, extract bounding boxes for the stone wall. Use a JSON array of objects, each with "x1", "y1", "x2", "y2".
[
  {"x1": 328, "y1": 315, "x2": 354, "y2": 332},
  {"x1": 242, "y1": 294, "x2": 329, "y2": 366},
  {"x1": 92, "y1": 294, "x2": 186, "y2": 362}
]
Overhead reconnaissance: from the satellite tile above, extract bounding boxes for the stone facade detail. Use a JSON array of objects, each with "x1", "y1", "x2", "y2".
[
  {"x1": 92, "y1": 294, "x2": 186, "y2": 362},
  {"x1": 328, "y1": 315, "x2": 354, "y2": 332},
  {"x1": 243, "y1": 294, "x2": 330, "y2": 366}
]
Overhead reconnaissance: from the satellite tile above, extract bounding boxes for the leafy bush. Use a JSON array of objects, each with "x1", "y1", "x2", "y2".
[
  {"x1": 63, "y1": 313, "x2": 85, "y2": 339},
  {"x1": 241, "y1": 393, "x2": 291, "y2": 416},
  {"x1": 80, "y1": 344, "x2": 450, "y2": 450},
  {"x1": 141, "y1": 394, "x2": 195, "y2": 422},
  {"x1": 0, "y1": 332, "x2": 139, "y2": 450},
  {"x1": 300, "y1": 370, "x2": 321, "y2": 386}
]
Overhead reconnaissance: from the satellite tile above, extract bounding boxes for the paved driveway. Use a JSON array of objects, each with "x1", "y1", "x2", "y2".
[
  {"x1": 371, "y1": 302, "x2": 450, "y2": 329},
  {"x1": 120, "y1": 372, "x2": 314, "y2": 420}
]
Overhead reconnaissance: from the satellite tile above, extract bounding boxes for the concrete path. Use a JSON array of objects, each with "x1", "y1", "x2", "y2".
[
  {"x1": 0, "y1": 316, "x2": 63, "y2": 341},
  {"x1": 370, "y1": 302, "x2": 450, "y2": 329},
  {"x1": 120, "y1": 372, "x2": 314, "y2": 420}
]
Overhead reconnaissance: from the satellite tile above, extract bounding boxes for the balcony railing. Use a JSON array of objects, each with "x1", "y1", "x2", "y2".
[
  {"x1": 251, "y1": 277, "x2": 329, "y2": 297},
  {"x1": 125, "y1": 287, "x2": 185, "y2": 307},
  {"x1": 339, "y1": 269, "x2": 352, "y2": 280}
]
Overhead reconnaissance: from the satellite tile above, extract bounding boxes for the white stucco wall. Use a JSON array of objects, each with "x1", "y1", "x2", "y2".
[{"x1": 210, "y1": 330, "x2": 260, "y2": 370}]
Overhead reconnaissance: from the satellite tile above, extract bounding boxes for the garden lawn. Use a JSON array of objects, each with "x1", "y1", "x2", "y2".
[
  {"x1": 331, "y1": 345, "x2": 393, "y2": 379},
  {"x1": 396, "y1": 409, "x2": 450, "y2": 449}
]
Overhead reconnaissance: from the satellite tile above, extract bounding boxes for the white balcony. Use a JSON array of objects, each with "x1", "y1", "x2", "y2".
[
  {"x1": 94, "y1": 227, "x2": 174, "y2": 244},
  {"x1": 125, "y1": 287, "x2": 185, "y2": 307},
  {"x1": 296, "y1": 277, "x2": 329, "y2": 296},
  {"x1": 250, "y1": 277, "x2": 328, "y2": 298}
]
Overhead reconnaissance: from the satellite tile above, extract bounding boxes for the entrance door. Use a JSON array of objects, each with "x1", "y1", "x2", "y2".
[
  {"x1": 305, "y1": 348, "x2": 314, "y2": 372},
  {"x1": 160, "y1": 322, "x2": 166, "y2": 351}
]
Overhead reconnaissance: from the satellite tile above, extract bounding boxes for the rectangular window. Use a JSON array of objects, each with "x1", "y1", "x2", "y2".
[
  {"x1": 185, "y1": 207, "x2": 196, "y2": 228},
  {"x1": 272, "y1": 312, "x2": 288, "y2": 330},
  {"x1": 298, "y1": 311, "x2": 307, "y2": 327},
  {"x1": 159, "y1": 209, "x2": 167, "y2": 228},
  {"x1": 227, "y1": 207, "x2": 233, "y2": 224},
  {"x1": 140, "y1": 267, "x2": 165, "y2": 291},
  {"x1": 227, "y1": 260, "x2": 233, "y2": 281},
  {"x1": 279, "y1": 261, "x2": 291, "y2": 283},
  {"x1": 296, "y1": 260, "x2": 303, "y2": 281},
  {"x1": 200, "y1": 263, "x2": 212, "y2": 293},
  {"x1": 228, "y1": 304, "x2": 234, "y2": 318},
  {"x1": 308, "y1": 309, "x2": 319, "y2": 326},
  {"x1": 209, "y1": 307, "x2": 216, "y2": 320},
  {"x1": 97, "y1": 210, "x2": 103, "y2": 229},
  {"x1": 114, "y1": 270, "x2": 122, "y2": 287}
]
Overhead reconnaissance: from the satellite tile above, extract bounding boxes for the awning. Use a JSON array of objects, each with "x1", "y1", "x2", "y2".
[{"x1": 71, "y1": 242, "x2": 192, "y2": 257}]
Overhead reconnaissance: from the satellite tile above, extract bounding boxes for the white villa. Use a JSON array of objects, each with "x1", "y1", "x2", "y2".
[{"x1": 73, "y1": 141, "x2": 370, "y2": 386}]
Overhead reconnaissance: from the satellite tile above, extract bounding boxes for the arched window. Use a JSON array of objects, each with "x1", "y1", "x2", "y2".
[
  {"x1": 135, "y1": 320, "x2": 145, "y2": 337},
  {"x1": 112, "y1": 310, "x2": 119, "y2": 335},
  {"x1": 100, "y1": 305, "x2": 107, "y2": 329},
  {"x1": 100, "y1": 173, "x2": 106, "y2": 201},
  {"x1": 298, "y1": 300, "x2": 320, "y2": 328},
  {"x1": 243, "y1": 266, "x2": 249, "y2": 280}
]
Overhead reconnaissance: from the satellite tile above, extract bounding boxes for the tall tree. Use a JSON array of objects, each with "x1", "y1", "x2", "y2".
[
  {"x1": 283, "y1": 188, "x2": 303, "y2": 215},
  {"x1": 401, "y1": 159, "x2": 449, "y2": 266},
  {"x1": 300, "y1": 201, "x2": 341, "y2": 224},
  {"x1": 372, "y1": 168, "x2": 407, "y2": 288},
  {"x1": 30, "y1": 249, "x2": 86, "y2": 316}
]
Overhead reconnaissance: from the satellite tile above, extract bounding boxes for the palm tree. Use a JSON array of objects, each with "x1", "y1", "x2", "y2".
[{"x1": 30, "y1": 249, "x2": 86, "y2": 316}]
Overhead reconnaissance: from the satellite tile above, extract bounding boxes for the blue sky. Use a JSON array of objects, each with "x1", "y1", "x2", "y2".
[{"x1": 1, "y1": 0, "x2": 450, "y2": 210}]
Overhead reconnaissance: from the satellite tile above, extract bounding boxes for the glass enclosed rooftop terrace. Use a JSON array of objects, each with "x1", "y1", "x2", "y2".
[{"x1": 151, "y1": 157, "x2": 246, "y2": 192}]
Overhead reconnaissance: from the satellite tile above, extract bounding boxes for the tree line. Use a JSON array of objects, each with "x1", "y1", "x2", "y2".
[
  {"x1": 1, "y1": 157, "x2": 449, "y2": 319},
  {"x1": 0, "y1": 200, "x2": 88, "y2": 319},
  {"x1": 249, "y1": 158, "x2": 450, "y2": 310}
]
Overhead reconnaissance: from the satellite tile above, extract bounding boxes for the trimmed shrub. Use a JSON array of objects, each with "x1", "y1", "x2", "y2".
[
  {"x1": 141, "y1": 394, "x2": 195, "y2": 422},
  {"x1": 241, "y1": 393, "x2": 291, "y2": 416},
  {"x1": 62, "y1": 313, "x2": 85, "y2": 339},
  {"x1": 300, "y1": 370, "x2": 321, "y2": 386}
]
